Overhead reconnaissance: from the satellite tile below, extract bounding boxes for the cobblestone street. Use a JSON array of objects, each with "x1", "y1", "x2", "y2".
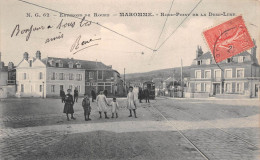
[{"x1": 0, "y1": 97, "x2": 259, "y2": 160}]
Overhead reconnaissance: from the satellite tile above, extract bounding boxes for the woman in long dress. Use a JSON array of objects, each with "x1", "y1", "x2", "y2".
[
  {"x1": 96, "y1": 91, "x2": 109, "y2": 119},
  {"x1": 127, "y1": 86, "x2": 137, "y2": 118},
  {"x1": 63, "y1": 89, "x2": 76, "y2": 121}
]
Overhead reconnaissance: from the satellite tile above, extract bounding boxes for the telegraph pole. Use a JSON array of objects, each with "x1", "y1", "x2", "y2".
[
  {"x1": 124, "y1": 68, "x2": 126, "y2": 94},
  {"x1": 181, "y1": 59, "x2": 183, "y2": 98}
]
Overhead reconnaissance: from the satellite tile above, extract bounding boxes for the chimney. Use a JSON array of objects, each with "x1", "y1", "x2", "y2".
[
  {"x1": 23, "y1": 52, "x2": 29, "y2": 61},
  {"x1": 36, "y1": 50, "x2": 41, "y2": 60},
  {"x1": 8, "y1": 62, "x2": 14, "y2": 70},
  {"x1": 251, "y1": 39, "x2": 257, "y2": 62},
  {"x1": 196, "y1": 46, "x2": 203, "y2": 58}
]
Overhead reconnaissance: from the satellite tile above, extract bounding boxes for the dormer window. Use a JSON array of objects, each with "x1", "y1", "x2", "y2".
[
  {"x1": 197, "y1": 60, "x2": 202, "y2": 65},
  {"x1": 49, "y1": 59, "x2": 55, "y2": 66},
  {"x1": 238, "y1": 56, "x2": 245, "y2": 63},
  {"x1": 226, "y1": 58, "x2": 232, "y2": 63},
  {"x1": 68, "y1": 62, "x2": 73, "y2": 68},
  {"x1": 76, "y1": 62, "x2": 81, "y2": 68}
]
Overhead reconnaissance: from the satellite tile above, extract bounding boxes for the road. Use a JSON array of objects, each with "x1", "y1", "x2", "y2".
[{"x1": 0, "y1": 97, "x2": 259, "y2": 160}]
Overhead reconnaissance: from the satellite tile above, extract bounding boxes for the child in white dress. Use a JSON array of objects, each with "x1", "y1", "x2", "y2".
[{"x1": 111, "y1": 97, "x2": 119, "y2": 118}]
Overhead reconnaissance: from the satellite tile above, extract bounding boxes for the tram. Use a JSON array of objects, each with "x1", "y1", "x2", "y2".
[{"x1": 142, "y1": 81, "x2": 155, "y2": 100}]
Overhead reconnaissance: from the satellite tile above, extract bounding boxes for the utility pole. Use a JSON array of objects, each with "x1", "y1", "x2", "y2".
[
  {"x1": 124, "y1": 68, "x2": 126, "y2": 94},
  {"x1": 181, "y1": 58, "x2": 183, "y2": 98}
]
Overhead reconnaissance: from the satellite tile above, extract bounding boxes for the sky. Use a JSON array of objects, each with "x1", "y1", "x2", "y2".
[{"x1": 0, "y1": 0, "x2": 260, "y2": 74}]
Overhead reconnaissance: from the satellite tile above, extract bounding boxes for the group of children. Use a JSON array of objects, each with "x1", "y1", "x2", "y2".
[
  {"x1": 82, "y1": 95, "x2": 120, "y2": 121},
  {"x1": 64, "y1": 86, "x2": 137, "y2": 121}
]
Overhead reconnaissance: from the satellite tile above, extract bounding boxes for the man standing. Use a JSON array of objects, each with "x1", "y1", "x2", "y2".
[
  {"x1": 138, "y1": 87, "x2": 143, "y2": 103},
  {"x1": 127, "y1": 86, "x2": 137, "y2": 118},
  {"x1": 144, "y1": 87, "x2": 150, "y2": 103},
  {"x1": 91, "y1": 88, "x2": 96, "y2": 102},
  {"x1": 60, "y1": 89, "x2": 65, "y2": 103},
  {"x1": 74, "y1": 87, "x2": 79, "y2": 103},
  {"x1": 63, "y1": 89, "x2": 76, "y2": 121}
]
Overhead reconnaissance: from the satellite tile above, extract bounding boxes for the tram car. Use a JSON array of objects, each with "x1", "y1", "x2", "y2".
[{"x1": 142, "y1": 81, "x2": 155, "y2": 100}]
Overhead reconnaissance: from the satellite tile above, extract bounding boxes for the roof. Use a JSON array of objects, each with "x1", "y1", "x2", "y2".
[
  {"x1": 41, "y1": 57, "x2": 113, "y2": 70},
  {"x1": 0, "y1": 66, "x2": 8, "y2": 72},
  {"x1": 164, "y1": 77, "x2": 176, "y2": 82},
  {"x1": 195, "y1": 51, "x2": 252, "y2": 60},
  {"x1": 195, "y1": 51, "x2": 212, "y2": 60}
]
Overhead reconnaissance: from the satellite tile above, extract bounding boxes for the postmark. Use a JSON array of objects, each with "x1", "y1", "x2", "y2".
[{"x1": 203, "y1": 16, "x2": 254, "y2": 63}]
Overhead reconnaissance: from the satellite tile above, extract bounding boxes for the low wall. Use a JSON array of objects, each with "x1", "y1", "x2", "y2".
[{"x1": 0, "y1": 85, "x2": 16, "y2": 98}]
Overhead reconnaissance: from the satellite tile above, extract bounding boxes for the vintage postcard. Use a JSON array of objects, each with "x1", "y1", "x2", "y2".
[{"x1": 0, "y1": 0, "x2": 259, "y2": 159}]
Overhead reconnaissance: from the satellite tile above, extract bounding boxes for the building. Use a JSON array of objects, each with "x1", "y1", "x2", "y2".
[
  {"x1": 186, "y1": 43, "x2": 260, "y2": 98},
  {"x1": 0, "y1": 53, "x2": 16, "y2": 98},
  {"x1": 16, "y1": 51, "x2": 123, "y2": 98}
]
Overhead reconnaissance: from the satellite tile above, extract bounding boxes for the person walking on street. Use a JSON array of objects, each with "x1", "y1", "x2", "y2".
[
  {"x1": 91, "y1": 88, "x2": 96, "y2": 102},
  {"x1": 74, "y1": 87, "x2": 79, "y2": 103},
  {"x1": 144, "y1": 87, "x2": 150, "y2": 103},
  {"x1": 96, "y1": 91, "x2": 110, "y2": 119},
  {"x1": 60, "y1": 89, "x2": 65, "y2": 103},
  {"x1": 63, "y1": 89, "x2": 76, "y2": 121},
  {"x1": 138, "y1": 87, "x2": 143, "y2": 103},
  {"x1": 127, "y1": 86, "x2": 137, "y2": 118},
  {"x1": 82, "y1": 94, "x2": 91, "y2": 121}
]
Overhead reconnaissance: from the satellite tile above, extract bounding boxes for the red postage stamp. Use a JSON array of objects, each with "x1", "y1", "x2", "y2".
[{"x1": 203, "y1": 16, "x2": 254, "y2": 63}]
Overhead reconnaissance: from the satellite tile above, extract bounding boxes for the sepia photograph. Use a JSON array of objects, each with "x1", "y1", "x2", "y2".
[{"x1": 0, "y1": 0, "x2": 259, "y2": 159}]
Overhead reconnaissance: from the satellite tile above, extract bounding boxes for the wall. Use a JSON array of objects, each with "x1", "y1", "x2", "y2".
[{"x1": 0, "y1": 71, "x2": 8, "y2": 86}]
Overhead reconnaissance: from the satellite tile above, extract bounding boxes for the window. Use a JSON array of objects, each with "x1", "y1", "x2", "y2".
[
  {"x1": 68, "y1": 62, "x2": 73, "y2": 68},
  {"x1": 21, "y1": 84, "x2": 24, "y2": 92},
  {"x1": 98, "y1": 71, "x2": 103, "y2": 80},
  {"x1": 69, "y1": 85, "x2": 73, "y2": 90},
  {"x1": 56, "y1": 63, "x2": 59, "y2": 67},
  {"x1": 39, "y1": 72, "x2": 43, "y2": 80},
  {"x1": 86, "y1": 82, "x2": 90, "y2": 86},
  {"x1": 76, "y1": 74, "x2": 82, "y2": 81},
  {"x1": 23, "y1": 73, "x2": 27, "y2": 80},
  {"x1": 29, "y1": 60, "x2": 32, "y2": 67},
  {"x1": 236, "y1": 82, "x2": 244, "y2": 93},
  {"x1": 204, "y1": 70, "x2": 211, "y2": 79},
  {"x1": 60, "y1": 85, "x2": 64, "y2": 91},
  {"x1": 225, "y1": 69, "x2": 232, "y2": 78},
  {"x1": 226, "y1": 58, "x2": 232, "y2": 63},
  {"x1": 225, "y1": 83, "x2": 232, "y2": 93},
  {"x1": 76, "y1": 63, "x2": 81, "y2": 68},
  {"x1": 69, "y1": 73, "x2": 74, "y2": 80},
  {"x1": 238, "y1": 56, "x2": 245, "y2": 63},
  {"x1": 214, "y1": 69, "x2": 221, "y2": 78},
  {"x1": 197, "y1": 60, "x2": 202, "y2": 65},
  {"x1": 39, "y1": 85, "x2": 42, "y2": 92},
  {"x1": 51, "y1": 85, "x2": 55, "y2": 92},
  {"x1": 205, "y1": 83, "x2": 210, "y2": 92},
  {"x1": 195, "y1": 83, "x2": 201, "y2": 92},
  {"x1": 51, "y1": 72, "x2": 55, "y2": 80},
  {"x1": 59, "y1": 73, "x2": 65, "y2": 80},
  {"x1": 195, "y1": 70, "x2": 201, "y2": 79},
  {"x1": 236, "y1": 68, "x2": 244, "y2": 78},
  {"x1": 89, "y1": 72, "x2": 94, "y2": 79},
  {"x1": 91, "y1": 83, "x2": 96, "y2": 86}
]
